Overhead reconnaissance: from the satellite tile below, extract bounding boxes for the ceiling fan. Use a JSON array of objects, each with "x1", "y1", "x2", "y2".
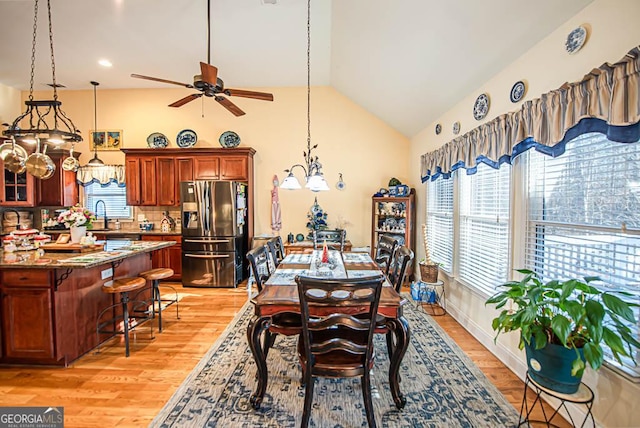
[{"x1": 130, "y1": 0, "x2": 273, "y2": 116}]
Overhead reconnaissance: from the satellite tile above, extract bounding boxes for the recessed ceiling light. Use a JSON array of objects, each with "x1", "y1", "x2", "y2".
[{"x1": 98, "y1": 59, "x2": 113, "y2": 67}]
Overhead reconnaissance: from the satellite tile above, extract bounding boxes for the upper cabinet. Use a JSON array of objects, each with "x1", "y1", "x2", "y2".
[
  {"x1": 1, "y1": 148, "x2": 78, "y2": 207},
  {"x1": 121, "y1": 148, "x2": 255, "y2": 208}
]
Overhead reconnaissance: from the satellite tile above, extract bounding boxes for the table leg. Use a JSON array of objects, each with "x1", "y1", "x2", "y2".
[
  {"x1": 386, "y1": 316, "x2": 410, "y2": 409},
  {"x1": 247, "y1": 315, "x2": 270, "y2": 409}
]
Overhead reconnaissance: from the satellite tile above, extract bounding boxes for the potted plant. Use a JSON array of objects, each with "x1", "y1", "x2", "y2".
[
  {"x1": 419, "y1": 224, "x2": 439, "y2": 283},
  {"x1": 486, "y1": 269, "x2": 640, "y2": 393}
]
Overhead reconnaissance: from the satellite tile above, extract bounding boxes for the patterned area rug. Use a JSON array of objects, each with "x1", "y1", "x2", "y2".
[{"x1": 151, "y1": 298, "x2": 519, "y2": 427}]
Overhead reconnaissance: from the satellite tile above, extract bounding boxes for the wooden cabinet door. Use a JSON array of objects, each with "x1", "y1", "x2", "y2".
[
  {"x1": 1, "y1": 169, "x2": 35, "y2": 206},
  {"x1": 1, "y1": 287, "x2": 55, "y2": 360},
  {"x1": 141, "y1": 235, "x2": 165, "y2": 267},
  {"x1": 140, "y1": 157, "x2": 157, "y2": 205},
  {"x1": 194, "y1": 157, "x2": 220, "y2": 179},
  {"x1": 125, "y1": 157, "x2": 141, "y2": 205},
  {"x1": 175, "y1": 157, "x2": 194, "y2": 206},
  {"x1": 157, "y1": 158, "x2": 176, "y2": 206},
  {"x1": 220, "y1": 156, "x2": 248, "y2": 180},
  {"x1": 37, "y1": 152, "x2": 79, "y2": 207},
  {"x1": 165, "y1": 236, "x2": 182, "y2": 280}
]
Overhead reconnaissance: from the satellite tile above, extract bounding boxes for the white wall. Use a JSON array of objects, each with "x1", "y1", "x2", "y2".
[{"x1": 410, "y1": 1, "x2": 640, "y2": 426}]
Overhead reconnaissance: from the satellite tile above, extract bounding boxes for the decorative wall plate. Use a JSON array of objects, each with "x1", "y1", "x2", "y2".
[
  {"x1": 510, "y1": 81, "x2": 526, "y2": 103},
  {"x1": 176, "y1": 129, "x2": 197, "y2": 148},
  {"x1": 147, "y1": 132, "x2": 169, "y2": 148},
  {"x1": 565, "y1": 26, "x2": 587, "y2": 54},
  {"x1": 453, "y1": 121, "x2": 461, "y2": 135},
  {"x1": 473, "y1": 93, "x2": 490, "y2": 121},
  {"x1": 219, "y1": 131, "x2": 240, "y2": 148},
  {"x1": 336, "y1": 173, "x2": 346, "y2": 190},
  {"x1": 435, "y1": 123, "x2": 442, "y2": 135}
]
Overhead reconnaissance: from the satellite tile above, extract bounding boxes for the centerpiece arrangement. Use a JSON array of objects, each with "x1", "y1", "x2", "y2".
[
  {"x1": 57, "y1": 205, "x2": 97, "y2": 243},
  {"x1": 306, "y1": 197, "x2": 328, "y2": 239}
]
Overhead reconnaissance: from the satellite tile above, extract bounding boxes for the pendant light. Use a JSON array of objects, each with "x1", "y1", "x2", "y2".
[
  {"x1": 280, "y1": 0, "x2": 329, "y2": 192},
  {"x1": 86, "y1": 81, "x2": 104, "y2": 166}
]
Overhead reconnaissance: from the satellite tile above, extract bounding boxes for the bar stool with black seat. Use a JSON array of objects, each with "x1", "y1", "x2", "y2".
[
  {"x1": 96, "y1": 277, "x2": 154, "y2": 357},
  {"x1": 139, "y1": 268, "x2": 179, "y2": 333},
  {"x1": 295, "y1": 274, "x2": 385, "y2": 428}
]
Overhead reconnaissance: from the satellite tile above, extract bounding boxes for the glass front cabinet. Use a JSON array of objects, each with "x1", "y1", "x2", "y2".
[
  {"x1": 371, "y1": 190, "x2": 416, "y2": 262},
  {"x1": 2, "y1": 169, "x2": 34, "y2": 206}
]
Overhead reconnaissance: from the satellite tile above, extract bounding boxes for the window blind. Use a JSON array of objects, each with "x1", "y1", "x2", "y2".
[
  {"x1": 84, "y1": 182, "x2": 132, "y2": 219},
  {"x1": 426, "y1": 178, "x2": 453, "y2": 271},
  {"x1": 458, "y1": 164, "x2": 511, "y2": 295},
  {"x1": 525, "y1": 132, "x2": 640, "y2": 378}
]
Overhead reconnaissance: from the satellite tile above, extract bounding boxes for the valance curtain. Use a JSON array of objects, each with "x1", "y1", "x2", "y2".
[
  {"x1": 76, "y1": 165, "x2": 125, "y2": 187},
  {"x1": 421, "y1": 46, "x2": 640, "y2": 182}
]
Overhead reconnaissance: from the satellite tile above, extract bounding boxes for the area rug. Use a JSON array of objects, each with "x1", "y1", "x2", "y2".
[{"x1": 151, "y1": 298, "x2": 519, "y2": 427}]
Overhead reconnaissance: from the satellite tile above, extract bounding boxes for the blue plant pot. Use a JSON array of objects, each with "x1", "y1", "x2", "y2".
[{"x1": 524, "y1": 340, "x2": 585, "y2": 394}]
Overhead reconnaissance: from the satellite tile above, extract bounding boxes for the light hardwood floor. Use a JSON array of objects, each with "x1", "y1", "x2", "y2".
[{"x1": 0, "y1": 283, "x2": 567, "y2": 427}]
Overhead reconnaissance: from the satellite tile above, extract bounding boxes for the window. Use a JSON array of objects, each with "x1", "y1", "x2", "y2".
[
  {"x1": 525, "y1": 132, "x2": 640, "y2": 378},
  {"x1": 458, "y1": 163, "x2": 511, "y2": 295},
  {"x1": 84, "y1": 182, "x2": 131, "y2": 219},
  {"x1": 426, "y1": 177, "x2": 454, "y2": 272}
]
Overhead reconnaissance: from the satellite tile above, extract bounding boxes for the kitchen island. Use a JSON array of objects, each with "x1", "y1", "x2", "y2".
[{"x1": 0, "y1": 240, "x2": 175, "y2": 366}]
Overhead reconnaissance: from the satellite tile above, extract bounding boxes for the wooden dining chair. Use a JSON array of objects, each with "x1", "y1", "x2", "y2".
[
  {"x1": 374, "y1": 235, "x2": 399, "y2": 276},
  {"x1": 387, "y1": 245, "x2": 414, "y2": 292},
  {"x1": 295, "y1": 274, "x2": 385, "y2": 428},
  {"x1": 312, "y1": 229, "x2": 346, "y2": 251},
  {"x1": 246, "y1": 244, "x2": 301, "y2": 358},
  {"x1": 246, "y1": 244, "x2": 274, "y2": 292},
  {"x1": 266, "y1": 236, "x2": 285, "y2": 268}
]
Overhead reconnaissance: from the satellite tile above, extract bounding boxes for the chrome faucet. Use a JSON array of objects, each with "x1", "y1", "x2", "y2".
[{"x1": 94, "y1": 200, "x2": 108, "y2": 229}]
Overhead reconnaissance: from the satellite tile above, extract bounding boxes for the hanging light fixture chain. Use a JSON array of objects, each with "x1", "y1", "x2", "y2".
[
  {"x1": 306, "y1": 0, "x2": 311, "y2": 153},
  {"x1": 28, "y1": 0, "x2": 39, "y2": 101},
  {"x1": 47, "y1": 0, "x2": 58, "y2": 100}
]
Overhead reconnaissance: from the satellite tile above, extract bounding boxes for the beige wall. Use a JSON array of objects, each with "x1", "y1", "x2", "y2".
[
  {"x1": 0, "y1": 82, "x2": 20, "y2": 127},
  {"x1": 21, "y1": 85, "x2": 409, "y2": 246},
  {"x1": 410, "y1": 1, "x2": 640, "y2": 426}
]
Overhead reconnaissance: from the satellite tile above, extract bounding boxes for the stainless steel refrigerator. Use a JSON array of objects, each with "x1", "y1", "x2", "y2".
[{"x1": 181, "y1": 180, "x2": 248, "y2": 287}]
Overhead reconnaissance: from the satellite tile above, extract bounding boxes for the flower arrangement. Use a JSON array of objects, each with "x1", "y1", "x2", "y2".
[{"x1": 57, "y1": 205, "x2": 96, "y2": 228}]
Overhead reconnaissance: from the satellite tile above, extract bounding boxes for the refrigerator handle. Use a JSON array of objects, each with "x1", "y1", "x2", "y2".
[
  {"x1": 184, "y1": 254, "x2": 230, "y2": 259},
  {"x1": 184, "y1": 239, "x2": 231, "y2": 244}
]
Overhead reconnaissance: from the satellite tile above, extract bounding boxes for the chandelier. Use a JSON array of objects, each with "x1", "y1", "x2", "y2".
[
  {"x1": 2, "y1": 0, "x2": 82, "y2": 145},
  {"x1": 280, "y1": 0, "x2": 329, "y2": 192}
]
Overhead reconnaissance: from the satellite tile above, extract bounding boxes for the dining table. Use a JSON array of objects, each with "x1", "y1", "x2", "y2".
[{"x1": 247, "y1": 250, "x2": 410, "y2": 410}]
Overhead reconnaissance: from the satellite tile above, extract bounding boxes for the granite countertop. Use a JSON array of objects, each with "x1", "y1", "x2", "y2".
[
  {"x1": 0, "y1": 240, "x2": 176, "y2": 269},
  {"x1": 42, "y1": 229, "x2": 182, "y2": 236}
]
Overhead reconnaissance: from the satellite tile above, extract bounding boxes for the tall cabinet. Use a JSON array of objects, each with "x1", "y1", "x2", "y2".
[{"x1": 371, "y1": 190, "x2": 416, "y2": 261}]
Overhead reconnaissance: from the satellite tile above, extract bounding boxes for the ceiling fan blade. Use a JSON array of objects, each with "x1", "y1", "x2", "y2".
[
  {"x1": 215, "y1": 96, "x2": 245, "y2": 116},
  {"x1": 225, "y1": 89, "x2": 274, "y2": 101},
  {"x1": 169, "y1": 93, "x2": 203, "y2": 107},
  {"x1": 131, "y1": 74, "x2": 194, "y2": 88},
  {"x1": 200, "y1": 62, "x2": 218, "y2": 86}
]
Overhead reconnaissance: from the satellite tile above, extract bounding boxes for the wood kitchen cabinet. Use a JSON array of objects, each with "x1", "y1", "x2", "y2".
[
  {"x1": 141, "y1": 235, "x2": 182, "y2": 280},
  {"x1": 36, "y1": 150, "x2": 80, "y2": 207},
  {"x1": 1, "y1": 168, "x2": 34, "y2": 206},
  {"x1": 125, "y1": 156, "x2": 157, "y2": 206},
  {"x1": 0, "y1": 270, "x2": 55, "y2": 361}
]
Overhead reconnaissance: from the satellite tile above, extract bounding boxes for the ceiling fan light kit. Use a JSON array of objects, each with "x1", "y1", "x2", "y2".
[
  {"x1": 280, "y1": 0, "x2": 329, "y2": 193},
  {"x1": 131, "y1": 0, "x2": 273, "y2": 116}
]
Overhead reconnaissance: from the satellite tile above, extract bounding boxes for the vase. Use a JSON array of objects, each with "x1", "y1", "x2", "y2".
[
  {"x1": 70, "y1": 226, "x2": 87, "y2": 244},
  {"x1": 524, "y1": 340, "x2": 585, "y2": 394}
]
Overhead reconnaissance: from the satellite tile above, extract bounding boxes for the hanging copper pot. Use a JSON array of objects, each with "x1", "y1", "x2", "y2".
[
  {"x1": 3, "y1": 137, "x2": 27, "y2": 174},
  {"x1": 25, "y1": 139, "x2": 55, "y2": 179}
]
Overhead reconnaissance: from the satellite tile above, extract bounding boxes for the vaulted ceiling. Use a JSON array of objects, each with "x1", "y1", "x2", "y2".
[{"x1": 0, "y1": 0, "x2": 592, "y2": 137}]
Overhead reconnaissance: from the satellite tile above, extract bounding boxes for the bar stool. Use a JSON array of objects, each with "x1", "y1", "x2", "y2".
[
  {"x1": 96, "y1": 277, "x2": 154, "y2": 357},
  {"x1": 139, "y1": 268, "x2": 179, "y2": 332}
]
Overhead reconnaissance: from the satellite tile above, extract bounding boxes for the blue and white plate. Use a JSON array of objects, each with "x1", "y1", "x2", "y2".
[
  {"x1": 510, "y1": 81, "x2": 526, "y2": 103},
  {"x1": 435, "y1": 123, "x2": 442, "y2": 135},
  {"x1": 147, "y1": 132, "x2": 169, "y2": 148},
  {"x1": 453, "y1": 121, "x2": 461, "y2": 135},
  {"x1": 176, "y1": 129, "x2": 197, "y2": 148},
  {"x1": 473, "y1": 93, "x2": 490, "y2": 121},
  {"x1": 565, "y1": 26, "x2": 587, "y2": 54},
  {"x1": 219, "y1": 131, "x2": 240, "y2": 148}
]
